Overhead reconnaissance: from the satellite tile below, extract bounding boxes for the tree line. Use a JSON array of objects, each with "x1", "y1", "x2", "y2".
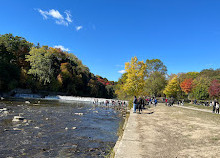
[
  {"x1": 0, "y1": 33, "x2": 115, "y2": 98},
  {"x1": 115, "y1": 56, "x2": 220, "y2": 101}
]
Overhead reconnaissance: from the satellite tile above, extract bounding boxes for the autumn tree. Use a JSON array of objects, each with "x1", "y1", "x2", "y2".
[
  {"x1": 208, "y1": 79, "x2": 220, "y2": 99},
  {"x1": 124, "y1": 57, "x2": 147, "y2": 96},
  {"x1": 180, "y1": 78, "x2": 193, "y2": 94},
  {"x1": 163, "y1": 75, "x2": 181, "y2": 98}
]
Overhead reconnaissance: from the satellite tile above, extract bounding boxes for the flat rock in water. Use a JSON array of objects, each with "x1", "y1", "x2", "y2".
[{"x1": 74, "y1": 113, "x2": 83, "y2": 116}]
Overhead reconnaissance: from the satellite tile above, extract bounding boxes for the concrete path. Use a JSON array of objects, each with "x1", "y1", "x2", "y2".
[{"x1": 114, "y1": 103, "x2": 220, "y2": 158}]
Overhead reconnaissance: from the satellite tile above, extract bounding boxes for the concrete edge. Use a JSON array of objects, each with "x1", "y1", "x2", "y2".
[{"x1": 111, "y1": 109, "x2": 131, "y2": 158}]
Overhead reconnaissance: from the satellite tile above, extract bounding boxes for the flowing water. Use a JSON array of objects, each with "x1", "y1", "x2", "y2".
[{"x1": 0, "y1": 98, "x2": 124, "y2": 158}]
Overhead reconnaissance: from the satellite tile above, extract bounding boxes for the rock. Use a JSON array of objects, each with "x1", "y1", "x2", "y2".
[
  {"x1": 12, "y1": 116, "x2": 25, "y2": 122},
  {"x1": 3, "y1": 111, "x2": 9, "y2": 115},
  {"x1": 72, "y1": 127, "x2": 77, "y2": 130},
  {"x1": 28, "y1": 120, "x2": 32, "y2": 123},
  {"x1": 0, "y1": 97, "x2": 4, "y2": 100},
  {"x1": 65, "y1": 127, "x2": 68, "y2": 130},
  {"x1": 74, "y1": 113, "x2": 83, "y2": 116},
  {"x1": 13, "y1": 128, "x2": 22, "y2": 131},
  {"x1": 23, "y1": 119, "x2": 28, "y2": 123},
  {"x1": 45, "y1": 118, "x2": 49, "y2": 120},
  {"x1": 25, "y1": 101, "x2": 30, "y2": 104},
  {"x1": 34, "y1": 126, "x2": 40, "y2": 129}
]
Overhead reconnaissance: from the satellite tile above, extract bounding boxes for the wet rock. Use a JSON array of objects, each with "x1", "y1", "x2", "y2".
[
  {"x1": 75, "y1": 113, "x2": 83, "y2": 116},
  {"x1": 13, "y1": 128, "x2": 22, "y2": 131},
  {"x1": 23, "y1": 119, "x2": 28, "y2": 123},
  {"x1": 12, "y1": 116, "x2": 25, "y2": 122},
  {"x1": 3, "y1": 111, "x2": 9, "y2": 115}
]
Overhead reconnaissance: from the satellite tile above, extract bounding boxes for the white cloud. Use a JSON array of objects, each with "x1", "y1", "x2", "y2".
[
  {"x1": 76, "y1": 26, "x2": 83, "y2": 31},
  {"x1": 54, "y1": 45, "x2": 70, "y2": 52},
  {"x1": 118, "y1": 70, "x2": 126, "y2": 74},
  {"x1": 48, "y1": 9, "x2": 63, "y2": 19},
  {"x1": 37, "y1": 9, "x2": 72, "y2": 26},
  {"x1": 65, "y1": 10, "x2": 72, "y2": 23}
]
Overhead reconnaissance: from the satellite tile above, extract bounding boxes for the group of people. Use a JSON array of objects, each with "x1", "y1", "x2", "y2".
[
  {"x1": 133, "y1": 96, "x2": 158, "y2": 113},
  {"x1": 212, "y1": 99, "x2": 220, "y2": 114},
  {"x1": 93, "y1": 99, "x2": 127, "y2": 107}
]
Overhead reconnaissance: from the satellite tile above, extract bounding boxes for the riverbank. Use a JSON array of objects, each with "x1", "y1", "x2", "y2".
[{"x1": 114, "y1": 103, "x2": 220, "y2": 158}]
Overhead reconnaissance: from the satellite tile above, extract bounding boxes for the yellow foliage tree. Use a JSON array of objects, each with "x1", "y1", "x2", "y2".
[
  {"x1": 123, "y1": 57, "x2": 147, "y2": 96},
  {"x1": 163, "y1": 75, "x2": 180, "y2": 98}
]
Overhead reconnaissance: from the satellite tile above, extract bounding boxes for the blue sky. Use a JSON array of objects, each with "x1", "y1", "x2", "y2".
[{"x1": 1, "y1": 0, "x2": 220, "y2": 81}]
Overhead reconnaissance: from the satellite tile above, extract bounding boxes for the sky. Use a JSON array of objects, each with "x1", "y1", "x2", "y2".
[{"x1": 1, "y1": 0, "x2": 220, "y2": 81}]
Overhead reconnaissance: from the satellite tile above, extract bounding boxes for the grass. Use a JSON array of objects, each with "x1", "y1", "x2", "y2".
[{"x1": 183, "y1": 103, "x2": 213, "y2": 110}]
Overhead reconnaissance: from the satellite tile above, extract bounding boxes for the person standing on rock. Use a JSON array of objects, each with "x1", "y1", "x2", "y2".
[{"x1": 133, "y1": 96, "x2": 137, "y2": 113}]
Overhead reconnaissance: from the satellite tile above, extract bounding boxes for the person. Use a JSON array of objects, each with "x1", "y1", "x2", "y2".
[
  {"x1": 137, "y1": 97, "x2": 143, "y2": 113},
  {"x1": 213, "y1": 99, "x2": 216, "y2": 113},
  {"x1": 133, "y1": 96, "x2": 137, "y2": 113},
  {"x1": 142, "y1": 96, "x2": 146, "y2": 109},
  {"x1": 165, "y1": 98, "x2": 168, "y2": 106},
  {"x1": 154, "y1": 98, "x2": 158, "y2": 106},
  {"x1": 216, "y1": 101, "x2": 219, "y2": 114}
]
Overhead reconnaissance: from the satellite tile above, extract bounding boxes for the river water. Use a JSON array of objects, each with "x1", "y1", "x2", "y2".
[{"x1": 0, "y1": 98, "x2": 124, "y2": 158}]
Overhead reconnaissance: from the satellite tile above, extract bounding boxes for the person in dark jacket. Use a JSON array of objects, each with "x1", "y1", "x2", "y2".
[
  {"x1": 133, "y1": 96, "x2": 137, "y2": 113},
  {"x1": 137, "y1": 97, "x2": 143, "y2": 114},
  {"x1": 213, "y1": 99, "x2": 217, "y2": 113}
]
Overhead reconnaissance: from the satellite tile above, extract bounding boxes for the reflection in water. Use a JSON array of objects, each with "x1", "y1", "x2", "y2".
[{"x1": 0, "y1": 99, "x2": 123, "y2": 158}]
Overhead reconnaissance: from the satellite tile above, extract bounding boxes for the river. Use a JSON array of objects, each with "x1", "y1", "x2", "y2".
[{"x1": 0, "y1": 98, "x2": 125, "y2": 158}]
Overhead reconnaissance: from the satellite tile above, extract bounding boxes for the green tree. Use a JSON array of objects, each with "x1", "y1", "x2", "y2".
[
  {"x1": 145, "y1": 71, "x2": 167, "y2": 97},
  {"x1": 26, "y1": 47, "x2": 54, "y2": 85},
  {"x1": 145, "y1": 59, "x2": 167, "y2": 75},
  {"x1": 192, "y1": 77, "x2": 210, "y2": 100}
]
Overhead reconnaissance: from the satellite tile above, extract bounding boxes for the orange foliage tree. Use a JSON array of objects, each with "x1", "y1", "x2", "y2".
[{"x1": 180, "y1": 78, "x2": 193, "y2": 94}]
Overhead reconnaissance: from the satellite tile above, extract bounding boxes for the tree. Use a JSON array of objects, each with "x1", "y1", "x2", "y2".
[
  {"x1": 163, "y1": 75, "x2": 180, "y2": 98},
  {"x1": 145, "y1": 59, "x2": 167, "y2": 75},
  {"x1": 208, "y1": 79, "x2": 220, "y2": 99},
  {"x1": 26, "y1": 47, "x2": 54, "y2": 85},
  {"x1": 115, "y1": 73, "x2": 128, "y2": 99},
  {"x1": 124, "y1": 57, "x2": 147, "y2": 96},
  {"x1": 145, "y1": 71, "x2": 167, "y2": 97},
  {"x1": 180, "y1": 78, "x2": 193, "y2": 94},
  {"x1": 192, "y1": 77, "x2": 210, "y2": 100}
]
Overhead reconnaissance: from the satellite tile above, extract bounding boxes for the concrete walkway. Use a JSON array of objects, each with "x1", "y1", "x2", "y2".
[{"x1": 113, "y1": 103, "x2": 220, "y2": 158}]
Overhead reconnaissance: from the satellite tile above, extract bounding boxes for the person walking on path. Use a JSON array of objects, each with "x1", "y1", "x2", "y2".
[
  {"x1": 133, "y1": 96, "x2": 137, "y2": 113},
  {"x1": 216, "y1": 101, "x2": 219, "y2": 114}
]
